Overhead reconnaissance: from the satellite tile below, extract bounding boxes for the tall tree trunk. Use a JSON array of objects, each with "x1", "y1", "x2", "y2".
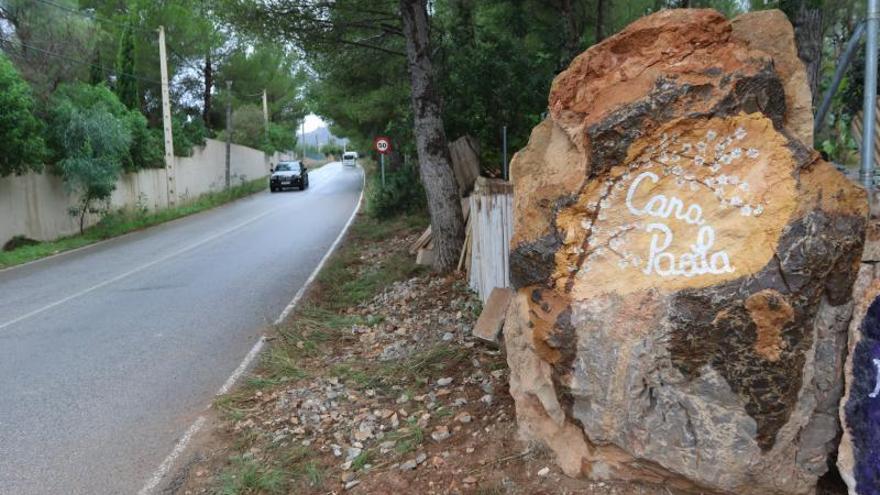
[
  {"x1": 791, "y1": 5, "x2": 823, "y2": 107},
  {"x1": 203, "y1": 52, "x2": 213, "y2": 127},
  {"x1": 450, "y1": 0, "x2": 476, "y2": 47},
  {"x1": 399, "y1": 0, "x2": 465, "y2": 272},
  {"x1": 559, "y1": 0, "x2": 582, "y2": 69},
  {"x1": 596, "y1": 0, "x2": 609, "y2": 43}
]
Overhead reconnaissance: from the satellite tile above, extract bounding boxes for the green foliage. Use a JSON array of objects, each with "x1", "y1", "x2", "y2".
[
  {"x1": 0, "y1": 0, "x2": 97, "y2": 98},
  {"x1": 320, "y1": 142, "x2": 344, "y2": 157},
  {"x1": 79, "y1": 0, "x2": 222, "y2": 124},
  {"x1": 218, "y1": 456, "x2": 285, "y2": 495},
  {"x1": 46, "y1": 83, "x2": 161, "y2": 172},
  {"x1": 128, "y1": 113, "x2": 164, "y2": 170},
  {"x1": 266, "y1": 122, "x2": 296, "y2": 154},
  {"x1": 115, "y1": 16, "x2": 139, "y2": 110},
  {"x1": 365, "y1": 162, "x2": 426, "y2": 219},
  {"x1": 435, "y1": 6, "x2": 553, "y2": 170},
  {"x1": 216, "y1": 105, "x2": 295, "y2": 153},
  {"x1": 173, "y1": 115, "x2": 211, "y2": 157},
  {"x1": 0, "y1": 52, "x2": 48, "y2": 176},
  {"x1": 217, "y1": 104, "x2": 266, "y2": 150},
  {"x1": 212, "y1": 44, "x2": 308, "y2": 131},
  {"x1": 47, "y1": 85, "x2": 132, "y2": 232}
]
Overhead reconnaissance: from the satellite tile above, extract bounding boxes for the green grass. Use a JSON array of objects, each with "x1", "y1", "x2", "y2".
[
  {"x1": 207, "y1": 208, "x2": 432, "y2": 493},
  {"x1": 350, "y1": 449, "x2": 371, "y2": 471},
  {"x1": 315, "y1": 215, "x2": 428, "y2": 310},
  {"x1": 217, "y1": 455, "x2": 285, "y2": 495},
  {"x1": 389, "y1": 417, "x2": 425, "y2": 455},
  {"x1": 0, "y1": 177, "x2": 268, "y2": 269},
  {"x1": 301, "y1": 461, "x2": 324, "y2": 488}
]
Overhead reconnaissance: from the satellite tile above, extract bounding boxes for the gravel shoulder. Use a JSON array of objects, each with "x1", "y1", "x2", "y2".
[{"x1": 167, "y1": 211, "x2": 687, "y2": 495}]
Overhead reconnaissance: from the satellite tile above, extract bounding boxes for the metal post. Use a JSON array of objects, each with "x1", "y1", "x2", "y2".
[
  {"x1": 381, "y1": 153, "x2": 386, "y2": 187},
  {"x1": 225, "y1": 81, "x2": 232, "y2": 189},
  {"x1": 861, "y1": 0, "x2": 879, "y2": 191},
  {"x1": 158, "y1": 26, "x2": 176, "y2": 207},
  {"x1": 300, "y1": 121, "x2": 305, "y2": 159},
  {"x1": 815, "y1": 22, "x2": 865, "y2": 134},
  {"x1": 502, "y1": 125, "x2": 508, "y2": 181}
]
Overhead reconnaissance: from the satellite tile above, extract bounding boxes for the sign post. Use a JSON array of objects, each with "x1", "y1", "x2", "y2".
[{"x1": 373, "y1": 136, "x2": 392, "y2": 187}]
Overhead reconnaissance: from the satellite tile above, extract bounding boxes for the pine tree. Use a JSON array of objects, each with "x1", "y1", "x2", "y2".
[
  {"x1": 90, "y1": 51, "x2": 105, "y2": 86},
  {"x1": 115, "y1": 17, "x2": 139, "y2": 110}
]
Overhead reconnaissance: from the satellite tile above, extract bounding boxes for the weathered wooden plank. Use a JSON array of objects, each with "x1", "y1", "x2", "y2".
[
  {"x1": 468, "y1": 177, "x2": 513, "y2": 301},
  {"x1": 449, "y1": 135, "x2": 481, "y2": 197},
  {"x1": 410, "y1": 226, "x2": 433, "y2": 254},
  {"x1": 472, "y1": 287, "x2": 513, "y2": 344}
]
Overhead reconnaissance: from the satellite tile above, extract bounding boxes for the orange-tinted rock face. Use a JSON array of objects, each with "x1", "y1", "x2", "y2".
[
  {"x1": 505, "y1": 9, "x2": 867, "y2": 495},
  {"x1": 730, "y1": 9, "x2": 814, "y2": 145},
  {"x1": 550, "y1": 10, "x2": 783, "y2": 171},
  {"x1": 553, "y1": 114, "x2": 798, "y2": 299}
]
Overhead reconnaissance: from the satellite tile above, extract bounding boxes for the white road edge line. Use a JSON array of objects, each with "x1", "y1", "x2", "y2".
[
  {"x1": 215, "y1": 337, "x2": 265, "y2": 396},
  {"x1": 137, "y1": 416, "x2": 207, "y2": 495},
  {"x1": 274, "y1": 170, "x2": 364, "y2": 326},
  {"x1": 138, "y1": 165, "x2": 364, "y2": 495}
]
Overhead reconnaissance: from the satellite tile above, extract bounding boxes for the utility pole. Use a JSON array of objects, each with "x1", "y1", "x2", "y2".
[
  {"x1": 300, "y1": 121, "x2": 305, "y2": 160},
  {"x1": 225, "y1": 81, "x2": 232, "y2": 189},
  {"x1": 262, "y1": 89, "x2": 269, "y2": 144},
  {"x1": 158, "y1": 26, "x2": 176, "y2": 207}
]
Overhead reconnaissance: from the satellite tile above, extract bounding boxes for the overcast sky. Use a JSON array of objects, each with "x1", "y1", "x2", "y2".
[{"x1": 303, "y1": 113, "x2": 326, "y2": 133}]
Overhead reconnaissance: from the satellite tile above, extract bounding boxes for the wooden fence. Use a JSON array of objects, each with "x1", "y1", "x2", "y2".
[{"x1": 467, "y1": 177, "x2": 514, "y2": 302}]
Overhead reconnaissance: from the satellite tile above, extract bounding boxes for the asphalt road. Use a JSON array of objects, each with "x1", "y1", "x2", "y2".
[{"x1": 0, "y1": 162, "x2": 363, "y2": 495}]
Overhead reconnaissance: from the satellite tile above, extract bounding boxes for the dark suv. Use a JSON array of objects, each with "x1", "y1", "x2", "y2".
[{"x1": 269, "y1": 161, "x2": 309, "y2": 192}]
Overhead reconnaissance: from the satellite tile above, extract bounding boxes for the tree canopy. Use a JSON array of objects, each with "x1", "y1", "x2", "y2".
[{"x1": 0, "y1": 51, "x2": 47, "y2": 176}]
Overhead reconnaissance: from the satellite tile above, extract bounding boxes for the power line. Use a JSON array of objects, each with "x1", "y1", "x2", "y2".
[
  {"x1": 29, "y1": 0, "x2": 156, "y2": 36},
  {"x1": 30, "y1": 0, "x2": 222, "y2": 73},
  {"x1": 0, "y1": 37, "x2": 168, "y2": 87}
]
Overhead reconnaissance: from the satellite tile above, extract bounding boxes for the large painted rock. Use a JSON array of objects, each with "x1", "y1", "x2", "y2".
[{"x1": 505, "y1": 9, "x2": 867, "y2": 495}]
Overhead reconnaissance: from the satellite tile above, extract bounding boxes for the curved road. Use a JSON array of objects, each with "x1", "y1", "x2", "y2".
[{"x1": 0, "y1": 162, "x2": 363, "y2": 494}]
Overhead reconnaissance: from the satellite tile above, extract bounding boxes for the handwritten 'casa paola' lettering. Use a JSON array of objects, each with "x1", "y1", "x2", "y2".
[
  {"x1": 642, "y1": 222, "x2": 734, "y2": 277},
  {"x1": 624, "y1": 171, "x2": 734, "y2": 277},
  {"x1": 626, "y1": 171, "x2": 705, "y2": 225}
]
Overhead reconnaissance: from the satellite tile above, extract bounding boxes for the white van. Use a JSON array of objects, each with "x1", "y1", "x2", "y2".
[{"x1": 342, "y1": 151, "x2": 358, "y2": 167}]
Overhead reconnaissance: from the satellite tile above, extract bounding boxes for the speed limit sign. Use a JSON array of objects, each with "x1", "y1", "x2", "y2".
[{"x1": 373, "y1": 136, "x2": 392, "y2": 155}]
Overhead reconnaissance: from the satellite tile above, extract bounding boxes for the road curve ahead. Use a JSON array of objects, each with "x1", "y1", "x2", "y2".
[{"x1": 0, "y1": 162, "x2": 363, "y2": 494}]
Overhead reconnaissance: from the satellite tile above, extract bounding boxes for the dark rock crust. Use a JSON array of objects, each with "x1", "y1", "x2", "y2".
[{"x1": 669, "y1": 211, "x2": 865, "y2": 451}]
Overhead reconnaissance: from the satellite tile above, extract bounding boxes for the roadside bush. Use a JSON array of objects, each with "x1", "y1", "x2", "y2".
[
  {"x1": 217, "y1": 105, "x2": 295, "y2": 154},
  {"x1": 266, "y1": 122, "x2": 295, "y2": 154},
  {"x1": 321, "y1": 142, "x2": 344, "y2": 158},
  {"x1": 173, "y1": 115, "x2": 211, "y2": 157},
  {"x1": 217, "y1": 104, "x2": 265, "y2": 150},
  {"x1": 365, "y1": 162, "x2": 426, "y2": 219},
  {"x1": 130, "y1": 115, "x2": 164, "y2": 170},
  {"x1": 47, "y1": 83, "x2": 132, "y2": 232},
  {"x1": 0, "y1": 52, "x2": 48, "y2": 176},
  {"x1": 46, "y1": 83, "x2": 161, "y2": 171}
]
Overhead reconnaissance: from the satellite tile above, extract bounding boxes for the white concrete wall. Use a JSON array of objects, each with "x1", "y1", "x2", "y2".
[{"x1": 0, "y1": 138, "x2": 282, "y2": 246}]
